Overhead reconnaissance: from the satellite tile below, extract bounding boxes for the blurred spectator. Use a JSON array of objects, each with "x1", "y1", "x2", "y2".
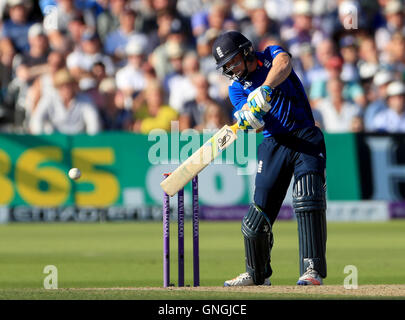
[
  {"x1": 306, "y1": 38, "x2": 337, "y2": 93},
  {"x1": 316, "y1": 76, "x2": 362, "y2": 133},
  {"x1": 375, "y1": 0, "x2": 405, "y2": 52},
  {"x1": 150, "y1": 17, "x2": 192, "y2": 81},
  {"x1": 0, "y1": 38, "x2": 16, "y2": 130},
  {"x1": 78, "y1": 76, "x2": 103, "y2": 110},
  {"x1": 292, "y1": 42, "x2": 314, "y2": 92},
  {"x1": 196, "y1": 28, "x2": 220, "y2": 76},
  {"x1": 96, "y1": 0, "x2": 128, "y2": 43},
  {"x1": 145, "y1": 9, "x2": 181, "y2": 56},
  {"x1": 66, "y1": 13, "x2": 87, "y2": 52},
  {"x1": 0, "y1": 0, "x2": 34, "y2": 54},
  {"x1": 372, "y1": 80, "x2": 405, "y2": 132},
  {"x1": 383, "y1": 32, "x2": 405, "y2": 74},
  {"x1": 0, "y1": 0, "x2": 404, "y2": 135},
  {"x1": 202, "y1": 103, "x2": 229, "y2": 130},
  {"x1": 151, "y1": 0, "x2": 192, "y2": 37},
  {"x1": 241, "y1": 7, "x2": 279, "y2": 50},
  {"x1": 339, "y1": 35, "x2": 360, "y2": 82},
  {"x1": 167, "y1": 49, "x2": 200, "y2": 112},
  {"x1": 7, "y1": 23, "x2": 50, "y2": 128},
  {"x1": 98, "y1": 78, "x2": 133, "y2": 130},
  {"x1": 91, "y1": 60, "x2": 107, "y2": 86},
  {"x1": 29, "y1": 68, "x2": 101, "y2": 134},
  {"x1": 115, "y1": 40, "x2": 146, "y2": 109},
  {"x1": 103, "y1": 8, "x2": 147, "y2": 64},
  {"x1": 66, "y1": 30, "x2": 115, "y2": 80},
  {"x1": 358, "y1": 36, "x2": 380, "y2": 77},
  {"x1": 25, "y1": 50, "x2": 65, "y2": 118},
  {"x1": 191, "y1": 0, "x2": 236, "y2": 37},
  {"x1": 363, "y1": 69, "x2": 393, "y2": 131},
  {"x1": 264, "y1": 0, "x2": 294, "y2": 23},
  {"x1": 280, "y1": 0, "x2": 325, "y2": 57},
  {"x1": 310, "y1": 55, "x2": 366, "y2": 108},
  {"x1": 179, "y1": 72, "x2": 227, "y2": 131},
  {"x1": 133, "y1": 80, "x2": 178, "y2": 133},
  {"x1": 133, "y1": 0, "x2": 157, "y2": 35}
]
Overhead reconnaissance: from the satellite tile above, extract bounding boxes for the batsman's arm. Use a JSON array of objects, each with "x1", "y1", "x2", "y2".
[{"x1": 262, "y1": 52, "x2": 292, "y2": 89}]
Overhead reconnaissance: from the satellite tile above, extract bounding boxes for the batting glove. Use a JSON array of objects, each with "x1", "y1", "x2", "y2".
[
  {"x1": 234, "y1": 110, "x2": 264, "y2": 132},
  {"x1": 247, "y1": 85, "x2": 273, "y2": 118}
]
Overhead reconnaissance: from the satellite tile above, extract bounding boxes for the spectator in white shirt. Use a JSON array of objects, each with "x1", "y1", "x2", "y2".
[
  {"x1": 316, "y1": 76, "x2": 362, "y2": 133},
  {"x1": 66, "y1": 30, "x2": 115, "y2": 80},
  {"x1": 372, "y1": 81, "x2": 405, "y2": 132},
  {"x1": 103, "y1": 8, "x2": 147, "y2": 64},
  {"x1": 115, "y1": 39, "x2": 146, "y2": 109},
  {"x1": 29, "y1": 68, "x2": 101, "y2": 134}
]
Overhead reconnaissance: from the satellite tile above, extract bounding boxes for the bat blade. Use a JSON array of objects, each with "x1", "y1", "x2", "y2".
[{"x1": 160, "y1": 124, "x2": 238, "y2": 196}]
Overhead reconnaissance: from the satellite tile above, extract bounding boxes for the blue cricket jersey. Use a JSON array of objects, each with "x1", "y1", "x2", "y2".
[{"x1": 228, "y1": 45, "x2": 315, "y2": 137}]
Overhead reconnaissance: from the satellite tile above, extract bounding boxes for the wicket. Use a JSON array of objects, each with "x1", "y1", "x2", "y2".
[{"x1": 162, "y1": 174, "x2": 200, "y2": 287}]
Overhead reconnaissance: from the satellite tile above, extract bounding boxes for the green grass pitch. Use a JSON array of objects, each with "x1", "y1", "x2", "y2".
[{"x1": 0, "y1": 220, "x2": 404, "y2": 299}]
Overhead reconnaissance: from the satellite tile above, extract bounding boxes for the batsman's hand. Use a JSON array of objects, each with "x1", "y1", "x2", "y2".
[
  {"x1": 247, "y1": 85, "x2": 273, "y2": 118},
  {"x1": 234, "y1": 110, "x2": 264, "y2": 132}
]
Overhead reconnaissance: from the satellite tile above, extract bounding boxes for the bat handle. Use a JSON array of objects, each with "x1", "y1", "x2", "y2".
[{"x1": 230, "y1": 123, "x2": 239, "y2": 134}]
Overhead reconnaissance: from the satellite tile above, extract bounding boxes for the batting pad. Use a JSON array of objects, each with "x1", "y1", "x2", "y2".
[{"x1": 293, "y1": 174, "x2": 327, "y2": 278}]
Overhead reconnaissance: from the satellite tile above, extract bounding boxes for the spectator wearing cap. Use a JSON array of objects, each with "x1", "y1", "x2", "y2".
[
  {"x1": 115, "y1": 40, "x2": 146, "y2": 109},
  {"x1": 29, "y1": 68, "x2": 101, "y2": 134},
  {"x1": 364, "y1": 69, "x2": 393, "y2": 131},
  {"x1": 98, "y1": 78, "x2": 133, "y2": 130},
  {"x1": 132, "y1": 80, "x2": 178, "y2": 134},
  {"x1": 375, "y1": 0, "x2": 405, "y2": 53},
  {"x1": 66, "y1": 30, "x2": 115, "y2": 80},
  {"x1": 103, "y1": 8, "x2": 147, "y2": 64},
  {"x1": 315, "y1": 76, "x2": 362, "y2": 133},
  {"x1": 372, "y1": 80, "x2": 405, "y2": 132},
  {"x1": 0, "y1": 0, "x2": 34, "y2": 54}
]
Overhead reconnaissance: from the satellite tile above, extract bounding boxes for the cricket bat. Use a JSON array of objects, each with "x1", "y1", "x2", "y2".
[{"x1": 160, "y1": 123, "x2": 238, "y2": 196}]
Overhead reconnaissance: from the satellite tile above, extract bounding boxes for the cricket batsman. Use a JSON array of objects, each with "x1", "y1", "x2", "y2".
[{"x1": 212, "y1": 31, "x2": 327, "y2": 286}]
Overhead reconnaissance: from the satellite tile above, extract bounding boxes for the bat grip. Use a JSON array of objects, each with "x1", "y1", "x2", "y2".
[{"x1": 230, "y1": 123, "x2": 239, "y2": 134}]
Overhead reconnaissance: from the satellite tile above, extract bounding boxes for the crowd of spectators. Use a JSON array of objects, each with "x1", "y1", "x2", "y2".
[{"x1": 1, "y1": 0, "x2": 405, "y2": 135}]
